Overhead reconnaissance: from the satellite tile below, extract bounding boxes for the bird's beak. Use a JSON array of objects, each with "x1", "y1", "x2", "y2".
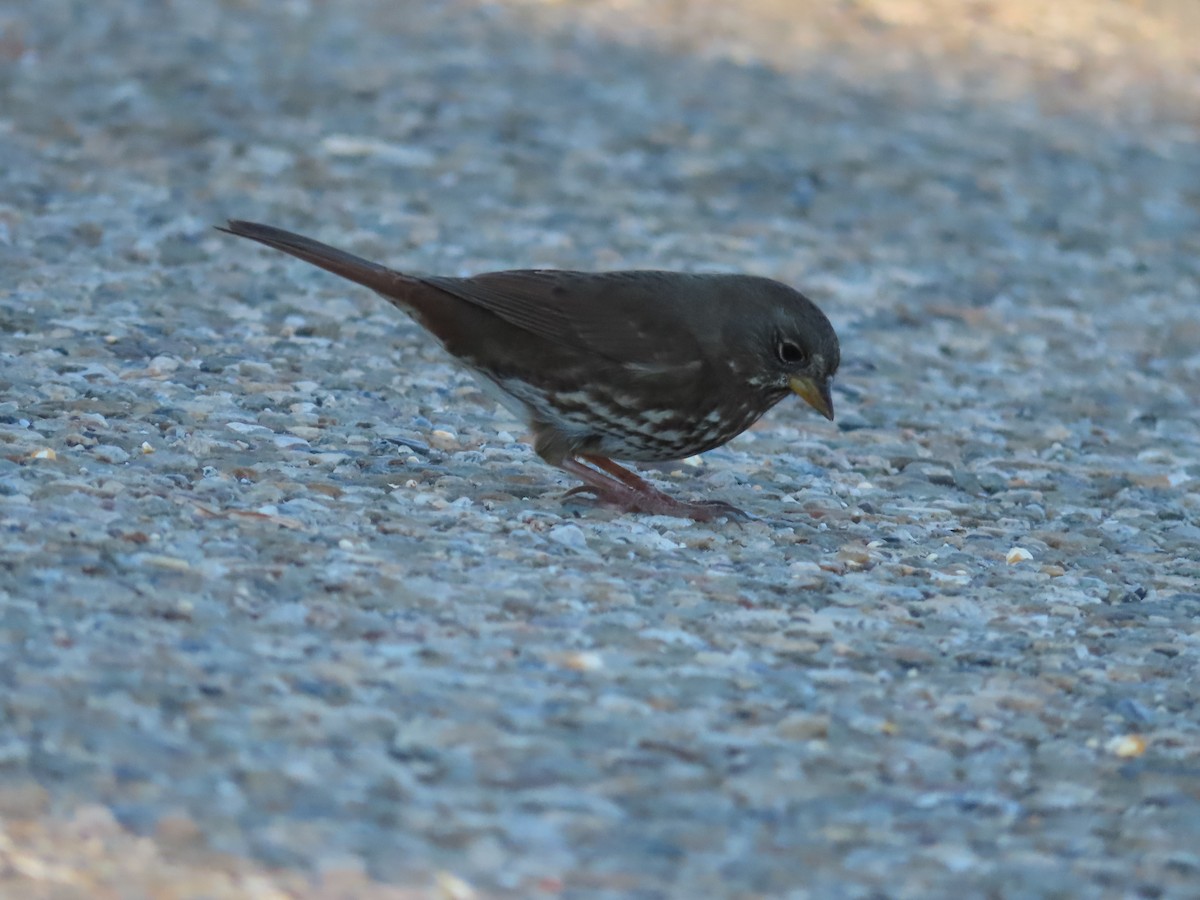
[{"x1": 789, "y1": 375, "x2": 835, "y2": 421}]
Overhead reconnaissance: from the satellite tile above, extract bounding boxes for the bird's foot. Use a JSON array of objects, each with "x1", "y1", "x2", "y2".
[
  {"x1": 563, "y1": 484, "x2": 748, "y2": 522},
  {"x1": 559, "y1": 456, "x2": 750, "y2": 522}
]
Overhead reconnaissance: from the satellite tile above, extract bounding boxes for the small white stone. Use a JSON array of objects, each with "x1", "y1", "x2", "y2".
[
  {"x1": 147, "y1": 354, "x2": 180, "y2": 375},
  {"x1": 226, "y1": 421, "x2": 272, "y2": 435},
  {"x1": 548, "y1": 524, "x2": 590, "y2": 553},
  {"x1": 559, "y1": 651, "x2": 604, "y2": 672},
  {"x1": 428, "y1": 429, "x2": 459, "y2": 450},
  {"x1": 319, "y1": 134, "x2": 436, "y2": 167},
  {"x1": 1106, "y1": 734, "x2": 1147, "y2": 758},
  {"x1": 92, "y1": 444, "x2": 130, "y2": 464}
]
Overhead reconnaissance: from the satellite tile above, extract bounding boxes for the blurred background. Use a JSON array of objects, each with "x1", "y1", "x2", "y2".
[{"x1": 5, "y1": 0, "x2": 1198, "y2": 422}]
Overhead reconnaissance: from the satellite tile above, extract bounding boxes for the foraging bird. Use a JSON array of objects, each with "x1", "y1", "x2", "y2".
[{"x1": 218, "y1": 220, "x2": 839, "y2": 520}]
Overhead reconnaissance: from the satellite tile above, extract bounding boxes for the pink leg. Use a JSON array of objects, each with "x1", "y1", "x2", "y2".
[{"x1": 558, "y1": 455, "x2": 748, "y2": 522}]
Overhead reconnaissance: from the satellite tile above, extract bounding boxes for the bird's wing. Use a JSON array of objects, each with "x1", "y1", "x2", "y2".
[{"x1": 419, "y1": 270, "x2": 707, "y2": 366}]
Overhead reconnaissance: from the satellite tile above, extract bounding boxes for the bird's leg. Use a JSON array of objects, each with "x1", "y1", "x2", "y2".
[
  {"x1": 585, "y1": 455, "x2": 755, "y2": 522},
  {"x1": 581, "y1": 454, "x2": 663, "y2": 493},
  {"x1": 559, "y1": 455, "x2": 748, "y2": 522}
]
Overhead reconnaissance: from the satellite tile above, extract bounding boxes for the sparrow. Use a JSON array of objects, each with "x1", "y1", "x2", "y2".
[{"x1": 218, "y1": 220, "x2": 838, "y2": 520}]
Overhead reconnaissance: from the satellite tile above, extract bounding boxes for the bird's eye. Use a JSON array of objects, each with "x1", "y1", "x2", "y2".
[{"x1": 776, "y1": 339, "x2": 809, "y2": 366}]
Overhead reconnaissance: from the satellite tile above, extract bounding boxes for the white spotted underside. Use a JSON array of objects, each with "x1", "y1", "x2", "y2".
[{"x1": 480, "y1": 373, "x2": 783, "y2": 461}]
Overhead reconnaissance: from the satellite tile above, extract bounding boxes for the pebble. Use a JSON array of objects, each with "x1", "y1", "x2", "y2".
[
  {"x1": 546, "y1": 524, "x2": 590, "y2": 553},
  {"x1": 91, "y1": 444, "x2": 130, "y2": 464}
]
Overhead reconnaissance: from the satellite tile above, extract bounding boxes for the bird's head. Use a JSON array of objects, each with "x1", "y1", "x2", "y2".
[{"x1": 725, "y1": 277, "x2": 840, "y2": 420}]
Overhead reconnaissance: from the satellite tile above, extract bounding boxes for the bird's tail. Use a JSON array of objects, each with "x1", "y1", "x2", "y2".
[{"x1": 217, "y1": 220, "x2": 415, "y2": 297}]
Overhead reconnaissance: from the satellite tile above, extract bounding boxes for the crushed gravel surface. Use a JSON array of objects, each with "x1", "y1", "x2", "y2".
[{"x1": 1, "y1": 0, "x2": 1198, "y2": 896}]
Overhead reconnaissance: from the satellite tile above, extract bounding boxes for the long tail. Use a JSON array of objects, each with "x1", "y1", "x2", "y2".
[{"x1": 216, "y1": 220, "x2": 415, "y2": 296}]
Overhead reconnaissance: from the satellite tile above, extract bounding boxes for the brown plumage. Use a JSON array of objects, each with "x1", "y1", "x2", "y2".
[{"x1": 218, "y1": 220, "x2": 839, "y2": 520}]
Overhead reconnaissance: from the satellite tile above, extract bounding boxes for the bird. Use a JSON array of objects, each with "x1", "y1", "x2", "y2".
[{"x1": 217, "y1": 220, "x2": 839, "y2": 521}]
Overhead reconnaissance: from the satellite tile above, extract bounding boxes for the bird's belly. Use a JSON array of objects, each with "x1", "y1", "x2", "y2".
[
  {"x1": 484, "y1": 371, "x2": 777, "y2": 462},
  {"x1": 548, "y1": 389, "x2": 768, "y2": 462},
  {"x1": 594, "y1": 403, "x2": 768, "y2": 461}
]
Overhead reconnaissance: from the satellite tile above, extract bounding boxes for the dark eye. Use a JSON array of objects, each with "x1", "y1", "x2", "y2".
[{"x1": 776, "y1": 339, "x2": 809, "y2": 366}]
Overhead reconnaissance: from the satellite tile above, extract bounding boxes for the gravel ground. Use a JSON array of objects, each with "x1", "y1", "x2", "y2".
[{"x1": 2, "y1": 0, "x2": 1199, "y2": 897}]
